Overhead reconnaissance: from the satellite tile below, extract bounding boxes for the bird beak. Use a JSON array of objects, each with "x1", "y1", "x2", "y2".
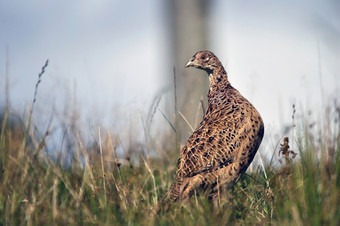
[{"x1": 185, "y1": 57, "x2": 195, "y2": 68}]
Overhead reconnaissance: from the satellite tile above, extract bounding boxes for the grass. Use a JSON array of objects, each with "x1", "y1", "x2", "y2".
[{"x1": 0, "y1": 62, "x2": 340, "y2": 225}]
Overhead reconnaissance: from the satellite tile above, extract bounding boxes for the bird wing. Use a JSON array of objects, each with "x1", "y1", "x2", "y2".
[{"x1": 176, "y1": 93, "x2": 263, "y2": 178}]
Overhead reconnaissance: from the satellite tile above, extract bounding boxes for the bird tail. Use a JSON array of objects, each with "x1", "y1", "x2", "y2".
[
  {"x1": 155, "y1": 175, "x2": 205, "y2": 213},
  {"x1": 154, "y1": 177, "x2": 185, "y2": 213}
]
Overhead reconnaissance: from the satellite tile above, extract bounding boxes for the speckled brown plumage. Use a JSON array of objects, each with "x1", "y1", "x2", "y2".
[{"x1": 161, "y1": 50, "x2": 264, "y2": 209}]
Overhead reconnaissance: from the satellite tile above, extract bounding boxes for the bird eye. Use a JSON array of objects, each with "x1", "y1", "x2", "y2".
[{"x1": 199, "y1": 53, "x2": 210, "y2": 62}]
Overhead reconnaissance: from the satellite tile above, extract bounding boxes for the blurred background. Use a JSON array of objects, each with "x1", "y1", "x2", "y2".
[{"x1": 0, "y1": 0, "x2": 339, "y2": 163}]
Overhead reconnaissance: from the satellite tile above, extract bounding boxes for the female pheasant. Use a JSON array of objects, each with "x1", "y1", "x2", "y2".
[{"x1": 161, "y1": 50, "x2": 264, "y2": 210}]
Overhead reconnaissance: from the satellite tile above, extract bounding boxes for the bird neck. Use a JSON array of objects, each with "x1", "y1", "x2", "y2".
[{"x1": 208, "y1": 66, "x2": 230, "y2": 93}]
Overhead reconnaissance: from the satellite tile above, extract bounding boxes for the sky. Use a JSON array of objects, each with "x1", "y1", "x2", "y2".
[
  {"x1": 0, "y1": 1, "x2": 339, "y2": 158},
  {"x1": 0, "y1": 1, "x2": 166, "y2": 113}
]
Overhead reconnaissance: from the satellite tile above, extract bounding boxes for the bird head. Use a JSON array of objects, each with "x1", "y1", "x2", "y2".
[{"x1": 185, "y1": 50, "x2": 220, "y2": 74}]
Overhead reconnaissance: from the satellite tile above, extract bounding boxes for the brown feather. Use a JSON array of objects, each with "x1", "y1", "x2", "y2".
[{"x1": 160, "y1": 50, "x2": 264, "y2": 210}]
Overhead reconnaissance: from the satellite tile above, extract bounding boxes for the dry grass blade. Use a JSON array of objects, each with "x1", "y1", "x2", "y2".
[
  {"x1": 21, "y1": 59, "x2": 49, "y2": 156},
  {"x1": 141, "y1": 154, "x2": 158, "y2": 205},
  {"x1": 76, "y1": 131, "x2": 96, "y2": 200},
  {"x1": 29, "y1": 59, "x2": 49, "y2": 126},
  {"x1": 178, "y1": 111, "x2": 194, "y2": 132},
  {"x1": 158, "y1": 108, "x2": 176, "y2": 133},
  {"x1": 98, "y1": 126, "x2": 107, "y2": 205},
  {"x1": 173, "y1": 67, "x2": 179, "y2": 152},
  {"x1": 52, "y1": 177, "x2": 58, "y2": 219}
]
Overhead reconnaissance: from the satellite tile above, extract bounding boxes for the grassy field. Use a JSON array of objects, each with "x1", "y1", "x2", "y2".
[{"x1": 1, "y1": 67, "x2": 340, "y2": 225}]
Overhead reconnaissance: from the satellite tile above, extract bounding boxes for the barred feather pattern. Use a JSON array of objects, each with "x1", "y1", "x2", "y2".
[{"x1": 159, "y1": 50, "x2": 264, "y2": 210}]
